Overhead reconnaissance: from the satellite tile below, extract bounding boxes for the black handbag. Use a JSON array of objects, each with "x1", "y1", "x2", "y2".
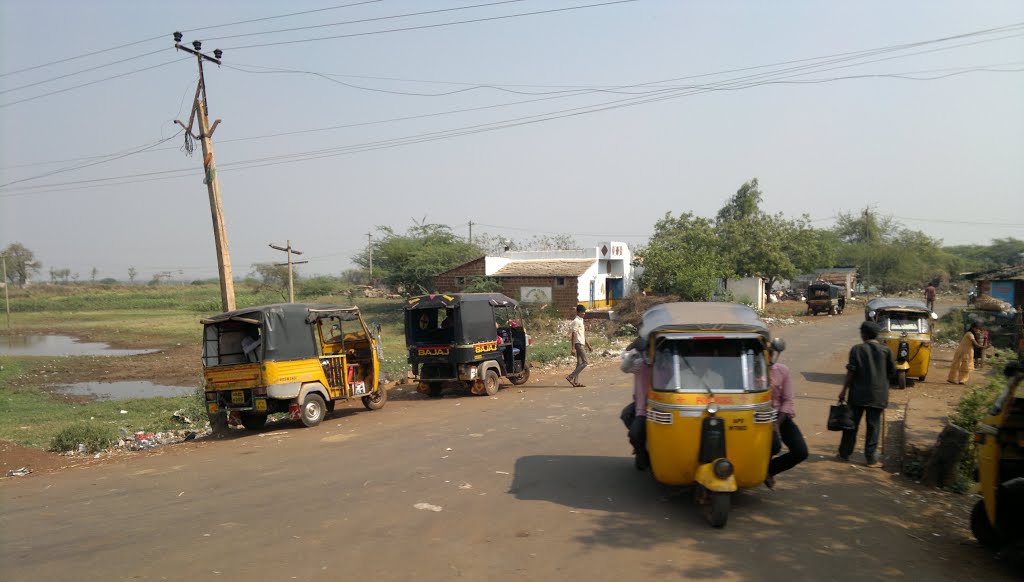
[{"x1": 828, "y1": 400, "x2": 855, "y2": 431}]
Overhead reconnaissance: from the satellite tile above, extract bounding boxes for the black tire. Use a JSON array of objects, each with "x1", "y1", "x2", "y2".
[
  {"x1": 706, "y1": 492, "x2": 730, "y2": 528},
  {"x1": 427, "y1": 382, "x2": 443, "y2": 398},
  {"x1": 208, "y1": 411, "x2": 229, "y2": 434},
  {"x1": 325, "y1": 399, "x2": 336, "y2": 413},
  {"x1": 362, "y1": 386, "x2": 387, "y2": 410},
  {"x1": 300, "y1": 393, "x2": 327, "y2": 428},
  {"x1": 483, "y1": 369, "x2": 500, "y2": 396},
  {"x1": 897, "y1": 370, "x2": 907, "y2": 390},
  {"x1": 970, "y1": 500, "x2": 1001, "y2": 548},
  {"x1": 918, "y1": 374, "x2": 926, "y2": 383},
  {"x1": 240, "y1": 411, "x2": 267, "y2": 430},
  {"x1": 509, "y1": 366, "x2": 531, "y2": 386}
]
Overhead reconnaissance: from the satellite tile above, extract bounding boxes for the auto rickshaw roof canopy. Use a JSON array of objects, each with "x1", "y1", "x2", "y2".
[
  {"x1": 201, "y1": 303, "x2": 365, "y2": 363},
  {"x1": 405, "y1": 293, "x2": 518, "y2": 310},
  {"x1": 639, "y1": 302, "x2": 769, "y2": 340},
  {"x1": 866, "y1": 297, "x2": 931, "y2": 313}
]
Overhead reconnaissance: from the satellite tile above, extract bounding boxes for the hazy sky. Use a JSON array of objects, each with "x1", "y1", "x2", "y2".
[{"x1": 2, "y1": 0, "x2": 1022, "y2": 281}]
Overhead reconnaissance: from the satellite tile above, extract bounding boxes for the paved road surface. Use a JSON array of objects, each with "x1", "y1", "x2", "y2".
[{"x1": 0, "y1": 311, "x2": 1013, "y2": 581}]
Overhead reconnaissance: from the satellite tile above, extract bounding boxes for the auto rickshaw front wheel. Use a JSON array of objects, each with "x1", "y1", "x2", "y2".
[
  {"x1": 706, "y1": 492, "x2": 730, "y2": 528},
  {"x1": 362, "y1": 386, "x2": 388, "y2": 410},
  {"x1": 240, "y1": 411, "x2": 267, "y2": 430},
  {"x1": 300, "y1": 393, "x2": 327, "y2": 428},
  {"x1": 483, "y1": 369, "x2": 500, "y2": 396},
  {"x1": 971, "y1": 500, "x2": 1001, "y2": 548},
  {"x1": 897, "y1": 370, "x2": 908, "y2": 390}
]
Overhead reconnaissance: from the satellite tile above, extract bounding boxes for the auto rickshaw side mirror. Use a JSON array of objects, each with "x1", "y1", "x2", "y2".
[
  {"x1": 930, "y1": 312, "x2": 939, "y2": 320},
  {"x1": 868, "y1": 310, "x2": 876, "y2": 319},
  {"x1": 771, "y1": 338, "x2": 786, "y2": 353}
]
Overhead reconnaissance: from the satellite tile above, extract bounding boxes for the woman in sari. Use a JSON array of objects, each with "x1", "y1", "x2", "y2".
[{"x1": 948, "y1": 323, "x2": 984, "y2": 384}]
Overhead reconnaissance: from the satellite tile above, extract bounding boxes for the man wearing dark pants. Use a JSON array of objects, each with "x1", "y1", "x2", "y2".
[
  {"x1": 838, "y1": 321, "x2": 896, "y2": 467},
  {"x1": 766, "y1": 341, "x2": 808, "y2": 488},
  {"x1": 566, "y1": 305, "x2": 592, "y2": 387}
]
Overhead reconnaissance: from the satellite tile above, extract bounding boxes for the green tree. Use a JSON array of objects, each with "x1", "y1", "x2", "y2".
[
  {"x1": 90, "y1": 266, "x2": 98, "y2": 283},
  {"x1": 945, "y1": 237, "x2": 1024, "y2": 271},
  {"x1": 353, "y1": 223, "x2": 482, "y2": 293},
  {"x1": 127, "y1": 266, "x2": 137, "y2": 284},
  {"x1": 635, "y1": 212, "x2": 728, "y2": 301},
  {"x1": 248, "y1": 263, "x2": 293, "y2": 299},
  {"x1": 716, "y1": 179, "x2": 763, "y2": 223},
  {"x1": 2, "y1": 242, "x2": 42, "y2": 286}
]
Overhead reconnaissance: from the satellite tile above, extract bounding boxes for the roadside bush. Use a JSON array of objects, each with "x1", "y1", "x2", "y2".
[
  {"x1": 936, "y1": 308, "x2": 965, "y2": 343},
  {"x1": 298, "y1": 276, "x2": 341, "y2": 299},
  {"x1": 947, "y1": 349, "x2": 1015, "y2": 491},
  {"x1": 177, "y1": 386, "x2": 209, "y2": 426},
  {"x1": 49, "y1": 422, "x2": 118, "y2": 453}
]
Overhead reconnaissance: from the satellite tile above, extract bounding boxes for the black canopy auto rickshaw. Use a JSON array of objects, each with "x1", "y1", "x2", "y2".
[
  {"x1": 865, "y1": 298, "x2": 936, "y2": 387},
  {"x1": 971, "y1": 366, "x2": 1024, "y2": 554},
  {"x1": 806, "y1": 281, "x2": 846, "y2": 315},
  {"x1": 201, "y1": 303, "x2": 386, "y2": 431},
  {"x1": 405, "y1": 293, "x2": 530, "y2": 397}
]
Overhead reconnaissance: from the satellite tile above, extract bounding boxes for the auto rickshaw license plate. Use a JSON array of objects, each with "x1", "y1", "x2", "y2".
[
  {"x1": 351, "y1": 382, "x2": 366, "y2": 395},
  {"x1": 255, "y1": 399, "x2": 267, "y2": 411},
  {"x1": 231, "y1": 390, "x2": 245, "y2": 404}
]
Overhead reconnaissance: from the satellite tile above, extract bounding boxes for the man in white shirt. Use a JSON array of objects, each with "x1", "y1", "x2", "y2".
[{"x1": 566, "y1": 305, "x2": 593, "y2": 387}]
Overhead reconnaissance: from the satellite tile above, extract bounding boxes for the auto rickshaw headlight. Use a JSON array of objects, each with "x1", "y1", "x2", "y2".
[
  {"x1": 713, "y1": 459, "x2": 734, "y2": 479},
  {"x1": 706, "y1": 402, "x2": 719, "y2": 415}
]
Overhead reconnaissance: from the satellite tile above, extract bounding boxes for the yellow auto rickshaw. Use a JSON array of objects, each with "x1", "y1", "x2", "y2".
[
  {"x1": 201, "y1": 303, "x2": 386, "y2": 431},
  {"x1": 971, "y1": 365, "x2": 1024, "y2": 552},
  {"x1": 639, "y1": 302, "x2": 781, "y2": 528},
  {"x1": 865, "y1": 298, "x2": 937, "y2": 388}
]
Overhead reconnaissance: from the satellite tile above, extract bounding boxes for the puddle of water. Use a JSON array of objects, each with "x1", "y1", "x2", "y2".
[
  {"x1": 0, "y1": 335, "x2": 157, "y2": 357},
  {"x1": 54, "y1": 381, "x2": 194, "y2": 400}
]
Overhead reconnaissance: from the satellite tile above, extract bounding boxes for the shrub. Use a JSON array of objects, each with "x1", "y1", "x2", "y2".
[
  {"x1": 298, "y1": 276, "x2": 340, "y2": 299},
  {"x1": 936, "y1": 308, "x2": 965, "y2": 343},
  {"x1": 49, "y1": 422, "x2": 119, "y2": 453}
]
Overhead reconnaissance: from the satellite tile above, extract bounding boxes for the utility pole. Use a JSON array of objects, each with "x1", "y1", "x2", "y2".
[
  {"x1": 863, "y1": 207, "x2": 871, "y2": 297},
  {"x1": 1, "y1": 254, "x2": 10, "y2": 330},
  {"x1": 366, "y1": 232, "x2": 374, "y2": 284},
  {"x1": 269, "y1": 240, "x2": 307, "y2": 303},
  {"x1": 468, "y1": 220, "x2": 473, "y2": 244},
  {"x1": 173, "y1": 33, "x2": 235, "y2": 312}
]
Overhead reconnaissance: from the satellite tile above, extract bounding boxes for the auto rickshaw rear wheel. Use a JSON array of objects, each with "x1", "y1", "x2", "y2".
[
  {"x1": 509, "y1": 367, "x2": 531, "y2": 385},
  {"x1": 970, "y1": 500, "x2": 1001, "y2": 548},
  {"x1": 919, "y1": 374, "x2": 926, "y2": 383},
  {"x1": 426, "y1": 382, "x2": 443, "y2": 398},
  {"x1": 300, "y1": 393, "x2": 327, "y2": 428},
  {"x1": 706, "y1": 492, "x2": 730, "y2": 528},
  {"x1": 362, "y1": 386, "x2": 387, "y2": 410},
  {"x1": 897, "y1": 370, "x2": 907, "y2": 390},
  {"x1": 240, "y1": 411, "x2": 267, "y2": 430},
  {"x1": 483, "y1": 369, "x2": 500, "y2": 396}
]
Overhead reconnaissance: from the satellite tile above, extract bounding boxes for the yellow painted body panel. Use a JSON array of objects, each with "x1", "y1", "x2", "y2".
[
  {"x1": 880, "y1": 333, "x2": 932, "y2": 379},
  {"x1": 646, "y1": 390, "x2": 773, "y2": 489},
  {"x1": 204, "y1": 364, "x2": 262, "y2": 392}
]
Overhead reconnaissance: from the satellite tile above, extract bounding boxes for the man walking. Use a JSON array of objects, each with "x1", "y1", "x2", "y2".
[
  {"x1": 925, "y1": 283, "x2": 937, "y2": 312},
  {"x1": 566, "y1": 304, "x2": 592, "y2": 387},
  {"x1": 837, "y1": 321, "x2": 896, "y2": 467}
]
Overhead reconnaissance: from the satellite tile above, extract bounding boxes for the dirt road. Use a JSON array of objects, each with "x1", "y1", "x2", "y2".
[{"x1": 0, "y1": 312, "x2": 1014, "y2": 581}]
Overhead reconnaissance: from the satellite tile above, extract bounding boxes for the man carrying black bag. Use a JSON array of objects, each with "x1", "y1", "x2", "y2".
[{"x1": 837, "y1": 321, "x2": 896, "y2": 468}]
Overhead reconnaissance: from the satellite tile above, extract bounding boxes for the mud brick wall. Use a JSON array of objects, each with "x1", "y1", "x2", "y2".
[
  {"x1": 434, "y1": 266, "x2": 582, "y2": 317},
  {"x1": 433, "y1": 257, "x2": 486, "y2": 293}
]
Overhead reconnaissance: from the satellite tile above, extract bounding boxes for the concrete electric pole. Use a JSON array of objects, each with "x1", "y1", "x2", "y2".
[
  {"x1": 1, "y1": 254, "x2": 10, "y2": 330},
  {"x1": 173, "y1": 32, "x2": 235, "y2": 312},
  {"x1": 269, "y1": 240, "x2": 307, "y2": 303}
]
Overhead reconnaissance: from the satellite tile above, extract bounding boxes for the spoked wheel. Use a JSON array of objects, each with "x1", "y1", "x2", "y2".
[
  {"x1": 300, "y1": 393, "x2": 327, "y2": 428},
  {"x1": 240, "y1": 411, "x2": 267, "y2": 430},
  {"x1": 897, "y1": 370, "x2": 907, "y2": 390},
  {"x1": 483, "y1": 369, "x2": 500, "y2": 396},
  {"x1": 509, "y1": 367, "x2": 531, "y2": 386},
  {"x1": 706, "y1": 492, "x2": 731, "y2": 528},
  {"x1": 362, "y1": 386, "x2": 387, "y2": 410}
]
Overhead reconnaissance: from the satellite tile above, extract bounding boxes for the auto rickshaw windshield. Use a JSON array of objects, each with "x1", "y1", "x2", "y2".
[
  {"x1": 881, "y1": 313, "x2": 931, "y2": 334},
  {"x1": 651, "y1": 339, "x2": 767, "y2": 393}
]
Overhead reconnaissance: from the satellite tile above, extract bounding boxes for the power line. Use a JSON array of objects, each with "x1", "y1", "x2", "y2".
[
  {"x1": 202, "y1": 0, "x2": 530, "y2": 42},
  {"x1": 473, "y1": 222, "x2": 650, "y2": 238},
  {"x1": 0, "y1": 0, "x2": 386, "y2": 78},
  {"x1": 0, "y1": 57, "x2": 188, "y2": 109},
  {"x1": 4, "y1": 23, "x2": 1022, "y2": 191},
  {"x1": 0, "y1": 48, "x2": 170, "y2": 96},
  {"x1": 223, "y1": 0, "x2": 642, "y2": 50},
  {"x1": 0, "y1": 131, "x2": 183, "y2": 188}
]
